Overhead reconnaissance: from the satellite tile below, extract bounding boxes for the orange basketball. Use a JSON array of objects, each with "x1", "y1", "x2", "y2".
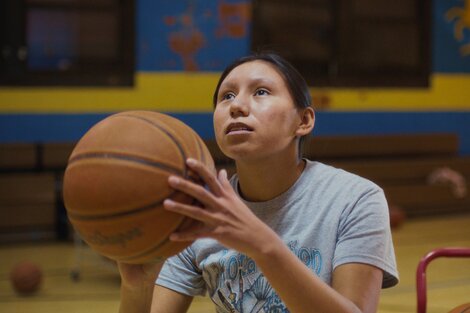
[
  {"x1": 10, "y1": 261, "x2": 42, "y2": 295},
  {"x1": 63, "y1": 111, "x2": 215, "y2": 264},
  {"x1": 448, "y1": 303, "x2": 470, "y2": 313},
  {"x1": 389, "y1": 204, "x2": 406, "y2": 229}
]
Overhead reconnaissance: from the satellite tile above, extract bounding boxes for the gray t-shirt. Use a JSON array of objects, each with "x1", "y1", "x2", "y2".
[{"x1": 157, "y1": 160, "x2": 399, "y2": 312}]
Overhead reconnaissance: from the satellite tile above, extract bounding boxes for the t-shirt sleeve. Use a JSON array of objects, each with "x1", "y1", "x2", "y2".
[
  {"x1": 333, "y1": 186, "x2": 399, "y2": 288},
  {"x1": 156, "y1": 245, "x2": 207, "y2": 296}
]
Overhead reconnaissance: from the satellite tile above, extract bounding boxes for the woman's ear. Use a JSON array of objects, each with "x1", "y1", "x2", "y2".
[{"x1": 296, "y1": 107, "x2": 315, "y2": 137}]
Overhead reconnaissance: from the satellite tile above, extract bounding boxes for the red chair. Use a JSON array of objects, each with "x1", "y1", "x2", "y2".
[{"x1": 416, "y1": 247, "x2": 470, "y2": 313}]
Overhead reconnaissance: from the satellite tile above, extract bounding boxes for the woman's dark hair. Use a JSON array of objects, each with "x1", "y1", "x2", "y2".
[{"x1": 212, "y1": 52, "x2": 313, "y2": 156}]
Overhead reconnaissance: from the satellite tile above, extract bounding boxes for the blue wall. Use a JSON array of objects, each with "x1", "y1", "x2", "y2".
[
  {"x1": 2, "y1": 112, "x2": 470, "y2": 155},
  {"x1": 1, "y1": 0, "x2": 470, "y2": 155}
]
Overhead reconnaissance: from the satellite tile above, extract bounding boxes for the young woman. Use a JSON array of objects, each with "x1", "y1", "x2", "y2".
[{"x1": 118, "y1": 53, "x2": 398, "y2": 313}]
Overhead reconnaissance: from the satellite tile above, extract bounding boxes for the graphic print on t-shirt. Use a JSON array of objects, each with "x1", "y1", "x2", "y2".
[{"x1": 200, "y1": 240, "x2": 322, "y2": 313}]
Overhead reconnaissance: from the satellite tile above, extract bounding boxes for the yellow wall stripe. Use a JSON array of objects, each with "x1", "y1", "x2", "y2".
[
  {"x1": 0, "y1": 73, "x2": 469, "y2": 112},
  {"x1": 0, "y1": 73, "x2": 220, "y2": 113},
  {"x1": 316, "y1": 74, "x2": 470, "y2": 111}
]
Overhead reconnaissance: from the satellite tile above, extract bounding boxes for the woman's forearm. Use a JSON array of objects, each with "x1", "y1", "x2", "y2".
[{"x1": 253, "y1": 239, "x2": 361, "y2": 313}]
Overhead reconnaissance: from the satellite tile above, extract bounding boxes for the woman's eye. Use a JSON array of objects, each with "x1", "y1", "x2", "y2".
[
  {"x1": 223, "y1": 93, "x2": 234, "y2": 101},
  {"x1": 221, "y1": 92, "x2": 235, "y2": 101},
  {"x1": 255, "y1": 89, "x2": 269, "y2": 96}
]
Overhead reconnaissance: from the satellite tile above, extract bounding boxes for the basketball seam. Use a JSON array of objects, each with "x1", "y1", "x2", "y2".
[
  {"x1": 116, "y1": 216, "x2": 191, "y2": 263},
  {"x1": 67, "y1": 191, "x2": 178, "y2": 220},
  {"x1": 115, "y1": 113, "x2": 188, "y2": 178},
  {"x1": 68, "y1": 152, "x2": 183, "y2": 176},
  {"x1": 117, "y1": 235, "x2": 172, "y2": 262},
  {"x1": 194, "y1": 133, "x2": 206, "y2": 164}
]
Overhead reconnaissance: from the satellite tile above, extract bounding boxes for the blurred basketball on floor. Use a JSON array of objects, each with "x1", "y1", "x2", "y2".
[
  {"x1": 10, "y1": 261, "x2": 42, "y2": 295},
  {"x1": 448, "y1": 303, "x2": 470, "y2": 313},
  {"x1": 389, "y1": 204, "x2": 406, "y2": 229},
  {"x1": 63, "y1": 111, "x2": 215, "y2": 264}
]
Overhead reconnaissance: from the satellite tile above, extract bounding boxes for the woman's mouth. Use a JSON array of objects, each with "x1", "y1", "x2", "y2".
[{"x1": 225, "y1": 122, "x2": 254, "y2": 134}]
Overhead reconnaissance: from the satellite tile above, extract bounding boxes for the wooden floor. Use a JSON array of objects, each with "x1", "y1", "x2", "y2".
[{"x1": 1, "y1": 214, "x2": 469, "y2": 313}]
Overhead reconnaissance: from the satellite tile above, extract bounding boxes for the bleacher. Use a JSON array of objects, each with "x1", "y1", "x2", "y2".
[{"x1": 1, "y1": 133, "x2": 469, "y2": 242}]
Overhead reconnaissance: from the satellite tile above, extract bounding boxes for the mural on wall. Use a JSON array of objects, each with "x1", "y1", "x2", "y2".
[
  {"x1": 2, "y1": 0, "x2": 470, "y2": 149},
  {"x1": 138, "y1": 0, "x2": 251, "y2": 72},
  {"x1": 446, "y1": 0, "x2": 470, "y2": 56},
  {"x1": 434, "y1": 0, "x2": 470, "y2": 72}
]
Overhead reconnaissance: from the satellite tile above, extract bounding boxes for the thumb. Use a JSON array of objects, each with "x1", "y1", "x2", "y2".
[{"x1": 218, "y1": 169, "x2": 230, "y2": 186}]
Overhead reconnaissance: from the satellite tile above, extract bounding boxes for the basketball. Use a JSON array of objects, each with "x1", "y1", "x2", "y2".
[
  {"x1": 448, "y1": 303, "x2": 470, "y2": 313},
  {"x1": 63, "y1": 111, "x2": 215, "y2": 264},
  {"x1": 10, "y1": 261, "x2": 42, "y2": 295},
  {"x1": 389, "y1": 204, "x2": 406, "y2": 229}
]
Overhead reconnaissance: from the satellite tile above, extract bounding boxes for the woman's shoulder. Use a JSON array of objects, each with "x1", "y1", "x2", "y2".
[{"x1": 304, "y1": 159, "x2": 383, "y2": 193}]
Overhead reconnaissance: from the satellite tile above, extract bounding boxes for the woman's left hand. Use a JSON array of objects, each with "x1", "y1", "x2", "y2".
[{"x1": 163, "y1": 158, "x2": 279, "y2": 259}]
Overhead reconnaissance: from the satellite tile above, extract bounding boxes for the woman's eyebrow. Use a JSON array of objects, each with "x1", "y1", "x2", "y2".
[
  {"x1": 219, "y1": 81, "x2": 237, "y2": 92},
  {"x1": 248, "y1": 77, "x2": 275, "y2": 88},
  {"x1": 221, "y1": 77, "x2": 275, "y2": 91}
]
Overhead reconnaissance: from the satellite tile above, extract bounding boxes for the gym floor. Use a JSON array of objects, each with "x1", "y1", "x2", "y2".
[{"x1": 1, "y1": 214, "x2": 469, "y2": 313}]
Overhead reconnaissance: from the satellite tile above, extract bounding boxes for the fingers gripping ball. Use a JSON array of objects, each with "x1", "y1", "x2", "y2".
[
  {"x1": 63, "y1": 111, "x2": 215, "y2": 264},
  {"x1": 10, "y1": 261, "x2": 42, "y2": 295}
]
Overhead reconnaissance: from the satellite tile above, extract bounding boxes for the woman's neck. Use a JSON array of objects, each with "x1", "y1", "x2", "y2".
[{"x1": 235, "y1": 153, "x2": 306, "y2": 202}]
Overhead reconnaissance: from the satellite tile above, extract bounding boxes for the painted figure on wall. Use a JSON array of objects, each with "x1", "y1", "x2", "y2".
[{"x1": 446, "y1": 0, "x2": 470, "y2": 55}]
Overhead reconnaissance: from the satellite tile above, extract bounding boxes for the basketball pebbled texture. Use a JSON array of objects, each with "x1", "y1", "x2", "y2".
[{"x1": 63, "y1": 111, "x2": 215, "y2": 264}]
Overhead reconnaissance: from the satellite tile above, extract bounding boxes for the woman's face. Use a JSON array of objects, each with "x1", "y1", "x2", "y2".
[{"x1": 213, "y1": 60, "x2": 302, "y2": 161}]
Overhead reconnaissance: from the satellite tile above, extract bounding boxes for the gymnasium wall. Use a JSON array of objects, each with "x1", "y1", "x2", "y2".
[{"x1": 1, "y1": 0, "x2": 470, "y2": 154}]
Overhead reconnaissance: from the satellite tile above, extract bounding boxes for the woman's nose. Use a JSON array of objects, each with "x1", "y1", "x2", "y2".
[{"x1": 229, "y1": 94, "x2": 249, "y2": 117}]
